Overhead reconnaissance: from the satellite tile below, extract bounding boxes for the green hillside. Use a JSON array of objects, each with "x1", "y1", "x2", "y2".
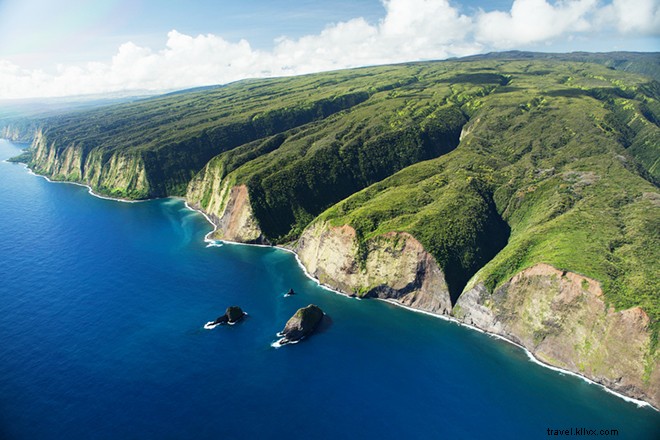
[
  {"x1": 23, "y1": 65, "x2": 430, "y2": 196},
  {"x1": 318, "y1": 64, "x2": 659, "y2": 316},
  {"x1": 17, "y1": 52, "x2": 660, "y2": 337},
  {"x1": 192, "y1": 56, "x2": 659, "y2": 335},
  {"x1": 461, "y1": 51, "x2": 660, "y2": 81}
]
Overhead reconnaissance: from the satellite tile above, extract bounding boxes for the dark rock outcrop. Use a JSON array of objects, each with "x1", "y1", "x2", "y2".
[
  {"x1": 277, "y1": 304, "x2": 324, "y2": 344},
  {"x1": 212, "y1": 306, "x2": 246, "y2": 325},
  {"x1": 225, "y1": 306, "x2": 246, "y2": 323}
]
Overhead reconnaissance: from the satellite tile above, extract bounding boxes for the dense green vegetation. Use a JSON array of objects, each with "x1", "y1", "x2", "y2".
[
  {"x1": 16, "y1": 52, "x2": 660, "y2": 337},
  {"x1": 313, "y1": 58, "x2": 659, "y2": 334},
  {"x1": 462, "y1": 51, "x2": 660, "y2": 81},
  {"x1": 19, "y1": 66, "x2": 430, "y2": 196},
  {"x1": 205, "y1": 83, "x2": 471, "y2": 240},
  {"x1": 0, "y1": 94, "x2": 153, "y2": 142}
]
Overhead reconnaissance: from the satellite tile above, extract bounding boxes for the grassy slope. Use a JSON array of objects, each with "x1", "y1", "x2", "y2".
[
  {"x1": 312, "y1": 59, "x2": 659, "y2": 333},
  {"x1": 463, "y1": 51, "x2": 660, "y2": 81},
  {"x1": 29, "y1": 66, "x2": 419, "y2": 196},
  {"x1": 193, "y1": 64, "x2": 500, "y2": 241}
]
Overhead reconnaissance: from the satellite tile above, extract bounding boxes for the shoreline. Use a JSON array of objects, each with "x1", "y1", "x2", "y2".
[
  {"x1": 16, "y1": 159, "x2": 658, "y2": 412},
  {"x1": 379, "y1": 299, "x2": 656, "y2": 411},
  {"x1": 23, "y1": 164, "x2": 149, "y2": 203},
  {"x1": 181, "y1": 200, "x2": 658, "y2": 412},
  {"x1": 0, "y1": 141, "x2": 150, "y2": 204}
]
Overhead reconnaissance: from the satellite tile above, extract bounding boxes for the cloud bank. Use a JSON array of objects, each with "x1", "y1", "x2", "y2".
[{"x1": 1, "y1": 0, "x2": 658, "y2": 99}]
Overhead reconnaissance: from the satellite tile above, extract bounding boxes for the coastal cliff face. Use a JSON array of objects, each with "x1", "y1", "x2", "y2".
[
  {"x1": 185, "y1": 159, "x2": 228, "y2": 225},
  {"x1": 454, "y1": 264, "x2": 659, "y2": 407},
  {"x1": 186, "y1": 163, "x2": 265, "y2": 243},
  {"x1": 212, "y1": 185, "x2": 264, "y2": 243},
  {"x1": 295, "y1": 222, "x2": 452, "y2": 315},
  {"x1": 1, "y1": 125, "x2": 35, "y2": 142},
  {"x1": 280, "y1": 213, "x2": 658, "y2": 408},
  {"x1": 29, "y1": 129, "x2": 150, "y2": 198}
]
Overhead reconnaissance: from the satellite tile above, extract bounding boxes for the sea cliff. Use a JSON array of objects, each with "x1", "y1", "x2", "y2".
[
  {"x1": 455, "y1": 264, "x2": 659, "y2": 407},
  {"x1": 1, "y1": 125, "x2": 33, "y2": 142},
  {"x1": 194, "y1": 198, "x2": 658, "y2": 406},
  {"x1": 296, "y1": 222, "x2": 452, "y2": 314},
  {"x1": 29, "y1": 129, "x2": 150, "y2": 198},
  {"x1": 187, "y1": 177, "x2": 265, "y2": 244}
]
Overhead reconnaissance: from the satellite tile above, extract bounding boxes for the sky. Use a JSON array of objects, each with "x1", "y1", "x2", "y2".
[{"x1": 0, "y1": 0, "x2": 658, "y2": 99}]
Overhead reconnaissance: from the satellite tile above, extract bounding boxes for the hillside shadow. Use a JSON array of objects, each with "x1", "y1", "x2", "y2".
[
  {"x1": 439, "y1": 73, "x2": 511, "y2": 85},
  {"x1": 443, "y1": 198, "x2": 511, "y2": 305}
]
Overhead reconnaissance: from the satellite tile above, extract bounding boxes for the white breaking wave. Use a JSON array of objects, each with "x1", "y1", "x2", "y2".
[
  {"x1": 271, "y1": 337, "x2": 301, "y2": 348},
  {"x1": 183, "y1": 201, "x2": 220, "y2": 245}
]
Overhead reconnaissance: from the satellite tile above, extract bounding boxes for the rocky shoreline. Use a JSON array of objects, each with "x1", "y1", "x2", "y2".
[
  {"x1": 153, "y1": 193, "x2": 659, "y2": 411},
  {"x1": 183, "y1": 198, "x2": 658, "y2": 410}
]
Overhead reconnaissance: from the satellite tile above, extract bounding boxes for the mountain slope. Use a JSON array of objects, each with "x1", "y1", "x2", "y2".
[
  {"x1": 186, "y1": 68, "x2": 478, "y2": 242},
  {"x1": 24, "y1": 68, "x2": 404, "y2": 197}
]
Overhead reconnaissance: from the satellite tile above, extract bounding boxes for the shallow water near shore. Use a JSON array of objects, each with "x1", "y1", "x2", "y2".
[{"x1": 0, "y1": 139, "x2": 658, "y2": 439}]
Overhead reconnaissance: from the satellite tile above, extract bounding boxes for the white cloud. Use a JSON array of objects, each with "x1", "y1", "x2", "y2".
[
  {"x1": 475, "y1": 0, "x2": 598, "y2": 48},
  {"x1": 0, "y1": 0, "x2": 658, "y2": 99},
  {"x1": 597, "y1": 0, "x2": 660, "y2": 34}
]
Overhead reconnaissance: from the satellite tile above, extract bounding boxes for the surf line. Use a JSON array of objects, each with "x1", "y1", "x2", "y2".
[
  {"x1": 379, "y1": 299, "x2": 655, "y2": 411},
  {"x1": 183, "y1": 200, "x2": 225, "y2": 245},
  {"x1": 183, "y1": 201, "x2": 274, "y2": 250}
]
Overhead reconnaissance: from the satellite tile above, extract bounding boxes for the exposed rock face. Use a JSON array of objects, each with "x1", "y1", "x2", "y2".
[
  {"x1": 1, "y1": 124, "x2": 36, "y2": 142},
  {"x1": 212, "y1": 185, "x2": 264, "y2": 243},
  {"x1": 296, "y1": 222, "x2": 452, "y2": 315},
  {"x1": 454, "y1": 264, "x2": 659, "y2": 408},
  {"x1": 185, "y1": 161, "x2": 228, "y2": 224},
  {"x1": 459, "y1": 117, "x2": 480, "y2": 142},
  {"x1": 29, "y1": 129, "x2": 150, "y2": 198},
  {"x1": 278, "y1": 304, "x2": 324, "y2": 344},
  {"x1": 212, "y1": 306, "x2": 246, "y2": 325},
  {"x1": 186, "y1": 166, "x2": 266, "y2": 244}
]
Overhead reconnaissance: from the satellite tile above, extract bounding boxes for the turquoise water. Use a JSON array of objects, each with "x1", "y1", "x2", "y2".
[{"x1": 0, "y1": 139, "x2": 658, "y2": 439}]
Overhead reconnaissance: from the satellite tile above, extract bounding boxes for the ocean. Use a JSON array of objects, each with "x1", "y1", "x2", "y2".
[{"x1": 0, "y1": 139, "x2": 658, "y2": 439}]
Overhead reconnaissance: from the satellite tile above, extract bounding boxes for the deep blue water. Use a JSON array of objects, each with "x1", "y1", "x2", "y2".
[{"x1": 0, "y1": 139, "x2": 658, "y2": 439}]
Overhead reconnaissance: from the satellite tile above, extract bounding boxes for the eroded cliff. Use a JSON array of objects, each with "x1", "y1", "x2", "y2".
[
  {"x1": 29, "y1": 129, "x2": 150, "y2": 198},
  {"x1": 1, "y1": 124, "x2": 35, "y2": 142},
  {"x1": 454, "y1": 263, "x2": 659, "y2": 407},
  {"x1": 295, "y1": 222, "x2": 452, "y2": 315}
]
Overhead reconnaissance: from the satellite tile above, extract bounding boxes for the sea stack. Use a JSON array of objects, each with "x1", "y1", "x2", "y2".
[
  {"x1": 212, "y1": 306, "x2": 246, "y2": 325},
  {"x1": 278, "y1": 304, "x2": 324, "y2": 345}
]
